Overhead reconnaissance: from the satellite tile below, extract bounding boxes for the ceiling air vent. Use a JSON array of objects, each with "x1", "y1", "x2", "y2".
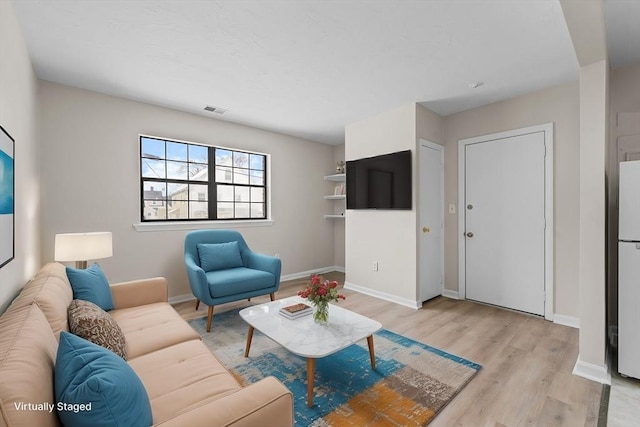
[{"x1": 204, "y1": 105, "x2": 228, "y2": 115}]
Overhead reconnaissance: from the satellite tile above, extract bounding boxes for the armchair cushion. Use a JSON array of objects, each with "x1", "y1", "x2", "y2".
[
  {"x1": 197, "y1": 242, "x2": 244, "y2": 272},
  {"x1": 206, "y1": 267, "x2": 275, "y2": 298},
  {"x1": 65, "y1": 263, "x2": 114, "y2": 311}
]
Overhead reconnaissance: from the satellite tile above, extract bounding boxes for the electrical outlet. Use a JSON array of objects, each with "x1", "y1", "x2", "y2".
[
  {"x1": 372, "y1": 262, "x2": 379, "y2": 271},
  {"x1": 448, "y1": 204, "x2": 456, "y2": 214}
]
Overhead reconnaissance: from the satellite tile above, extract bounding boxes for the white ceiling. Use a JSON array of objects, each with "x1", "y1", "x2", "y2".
[{"x1": 10, "y1": 1, "x2": 638, "y2": 145}]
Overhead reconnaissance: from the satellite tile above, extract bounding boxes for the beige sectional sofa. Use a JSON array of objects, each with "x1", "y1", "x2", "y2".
[{"x1": 0, "y1": 263, "x2": 293, "y2": 427}]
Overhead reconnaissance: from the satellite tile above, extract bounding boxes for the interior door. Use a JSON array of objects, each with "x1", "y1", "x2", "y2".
[
  {"x1": 464, "y1": 132, "x2": 546, "y2": 315},
  {"x1": 419, "y1": 141, "x2": 443, "y2": 302}
]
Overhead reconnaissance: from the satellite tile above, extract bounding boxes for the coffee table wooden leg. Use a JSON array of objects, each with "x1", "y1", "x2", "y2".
[
  {"x1": 367, "y1": 335, "x2": 376, "y2": 369},
  {"x1": 244, "y1": 326, "x2": 254, "y2": 358},
  {"x1": 307, "y1": 358, "x2": 316, "y2": 407}
]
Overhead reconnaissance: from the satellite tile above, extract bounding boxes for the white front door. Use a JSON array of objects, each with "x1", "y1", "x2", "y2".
[
  {"x1": 463, "y1": 131, "x2": 547, "y2": 315},
  {"x1": 419, "y1": 141, "x2": 443, "y2": 302}
]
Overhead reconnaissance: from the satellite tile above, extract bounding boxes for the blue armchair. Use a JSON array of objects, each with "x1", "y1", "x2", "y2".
[{"x1": 184, "y1": 229, "x2": 281, "y2": 332}]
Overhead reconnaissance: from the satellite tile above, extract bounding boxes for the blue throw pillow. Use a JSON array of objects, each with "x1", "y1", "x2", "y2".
[
  {"x1": 197, "y1": 242, "x2": 244, "y2": 272},
  {"x1": 55, "y1": 332, "x2": 153, "y2": 427},
  {"x1": 66, "y1": 263, "x2": 114, "y2": 311}
]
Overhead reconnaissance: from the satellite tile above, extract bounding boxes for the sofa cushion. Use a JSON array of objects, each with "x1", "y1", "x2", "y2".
[
  {"x1": 68, "y1": 299, "x2": 127, "y2": 359},
  {"x1": 5, "y1": 262, "x2": 73, "y2": 338},
  {"x1": 128, "y1": 339, "x2": 241, "y2": 425},
  {"x1": 65, "y1": 263, "x2": 114, "y2": 311},
  {"x1": 55, "y1": 331, "x2": 152, "y2": 427},
  {"x1": 0, "y1": 304, "x2": 60, "y2": 427},
  {"x1": 109, "y1": 302, "x2": 200, "y2": 359},
  {"x1": 206, "y1": 267, "x2": 275, "y2": 298},
  {"x1": 197, "y1": 242, "x2": 244, "y2": 272}
]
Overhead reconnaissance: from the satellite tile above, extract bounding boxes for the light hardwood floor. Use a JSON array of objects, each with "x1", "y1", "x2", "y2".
[{"x1": 174, "y1": 272, "x2": 602, "y2": 427}]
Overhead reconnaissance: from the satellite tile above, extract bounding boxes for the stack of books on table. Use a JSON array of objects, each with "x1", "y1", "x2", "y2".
[{"x1": 279, "y1": 303, "x2": 312, "y2": 320}]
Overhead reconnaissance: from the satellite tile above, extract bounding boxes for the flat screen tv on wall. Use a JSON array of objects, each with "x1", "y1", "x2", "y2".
[{"x1": 346, "y1": 150, "x2": 412, "y2": 210}]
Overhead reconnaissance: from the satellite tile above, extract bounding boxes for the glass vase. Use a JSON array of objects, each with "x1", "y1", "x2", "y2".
[{"x1": 313, "y1": 300, "x2": 329, "y2": 324}]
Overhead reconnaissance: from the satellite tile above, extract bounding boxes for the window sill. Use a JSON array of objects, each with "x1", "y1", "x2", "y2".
[{"x1": 133, "y1": 219, "x2": 274, "y2": 232}]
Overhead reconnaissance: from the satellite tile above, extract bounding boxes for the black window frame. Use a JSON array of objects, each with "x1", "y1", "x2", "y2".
[{"x1": 140, "y1": 135, "x2": 268, "y2": 222}]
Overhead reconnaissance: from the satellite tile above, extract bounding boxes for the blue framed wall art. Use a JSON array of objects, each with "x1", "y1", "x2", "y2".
[{"x1": 0, "y1": 125, "x2": 14, "y2": 269}]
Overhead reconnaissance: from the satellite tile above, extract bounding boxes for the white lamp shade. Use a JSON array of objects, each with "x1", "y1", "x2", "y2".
[{"x1": 55, "y1": 232, "x2": 113, "y2": 262}]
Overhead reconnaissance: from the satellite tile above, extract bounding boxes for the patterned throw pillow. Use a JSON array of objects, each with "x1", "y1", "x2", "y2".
[{"x1": 67, "y1": 299, "x2": 127, "y2": 359}]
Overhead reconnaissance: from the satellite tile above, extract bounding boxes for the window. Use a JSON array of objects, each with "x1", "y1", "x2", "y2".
[{"x1": 140, "y1": 136, "x2": 267, "y2": 221}]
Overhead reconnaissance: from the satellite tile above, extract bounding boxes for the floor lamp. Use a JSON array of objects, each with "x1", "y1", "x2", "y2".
[{"x1": 54, "y1": 232, "x2": 113, "y2": 269}]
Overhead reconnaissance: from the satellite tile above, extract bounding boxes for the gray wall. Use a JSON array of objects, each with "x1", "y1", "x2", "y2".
[
  {"x1": 38, "y1": 81, "x2": 338, "y2": 299},
  {"x1": 0, "y1": 1, "x2": 41, "y2": 312}
]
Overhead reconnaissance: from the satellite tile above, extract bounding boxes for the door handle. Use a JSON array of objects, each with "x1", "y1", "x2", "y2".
[
  {"x1": 423, "y1": 227, "x2": 430, "y2": 234},
  {"x1": 466, "y1": 232, "x2": 474, "y2": 238}
]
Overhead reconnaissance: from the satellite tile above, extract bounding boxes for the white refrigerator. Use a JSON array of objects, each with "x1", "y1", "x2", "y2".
[{"x1": 618, "y1": 160, "x2": 640, "y2": 379}]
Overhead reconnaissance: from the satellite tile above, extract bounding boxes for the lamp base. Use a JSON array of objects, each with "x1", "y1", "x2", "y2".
[{"x1": 75, "y1": 260, "x2": 88, "y2": 269}]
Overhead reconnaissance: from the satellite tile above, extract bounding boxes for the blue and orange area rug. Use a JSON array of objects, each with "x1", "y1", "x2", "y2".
[{"x1": 189, "y1": 309, "x2": 480, "y2": 426}]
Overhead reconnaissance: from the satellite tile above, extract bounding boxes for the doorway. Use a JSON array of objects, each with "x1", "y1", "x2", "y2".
[
  {"x1": 419, "y1": 140, "x2": 444, "y2": 302},
  {"x1": 607, "y1": 112, "x2": 640, "y2": 345},
  {"x1": 458, "y1": 124, "x2": 554, "y2": 319}
]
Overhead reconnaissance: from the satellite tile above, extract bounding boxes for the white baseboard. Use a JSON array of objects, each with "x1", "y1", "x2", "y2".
[
  {"x1": 280, "y1": 265, "x2": 345, "y2": 282},
  {"x1": 553, "y1": 314, "x2": 580, "y2": 329},
  {"x1": 572, "y1": 355, "x2": 611, "y2": 385},
  {"x1": 344, "y1": 281, "x2": 421, "y2": 309},
  {"x1": 441, "y1": 289, "x2": 459, "y2": 300},
  {"x1": 169, "y1": 266, "x2": 346, "y2": 305},
  {"x1": 168, "y1": 294, "x2": 196, "y2": 305}
]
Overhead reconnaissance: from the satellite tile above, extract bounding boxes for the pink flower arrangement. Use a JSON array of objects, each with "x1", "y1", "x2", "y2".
[{"x1": 297, "y1": 274, "x2": 346, "y2": 305}]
